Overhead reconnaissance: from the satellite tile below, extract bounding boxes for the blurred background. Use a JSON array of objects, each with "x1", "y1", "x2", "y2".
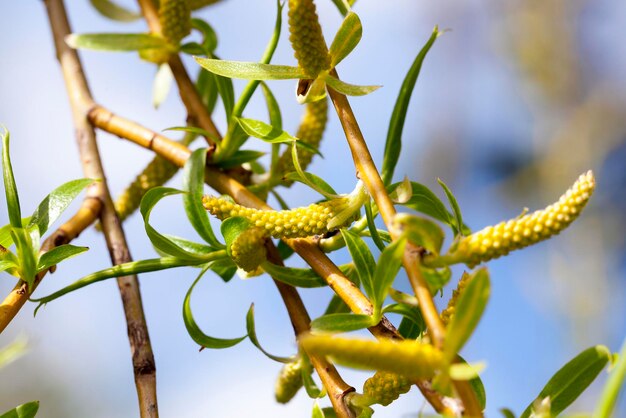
[{"x1": 0, "y1": 0, "x2": 625, "y2": 417}]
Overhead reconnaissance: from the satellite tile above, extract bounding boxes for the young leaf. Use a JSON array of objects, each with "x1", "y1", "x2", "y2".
[
  {"x1": 0, "y1": 401, "x2": 39, "y2": 418},
  {"x1": 261, "y1": 262, "x2": 326, "y2": 288},
  {"x1": 322, "y1": 74, "x2": 381, "y2": 97},
  {"x1": 392, "y1": 213, "x2": 444, "y2": 255},
  {"x1": 195, "y1": 69, "x2": 219, "y2": 114},
  {"x1": 2, "y1": 129, "x2": 22, "y2": 228},
  {"x1": 284, "y1": 172, "x2": 337, "y2": 198},
  {"x1": 371, "y1": 236, "x2": 407, "y2": 315},
  {"x1": 28, "y1": 178, "x2": 95, "y2": 237},
  {"x1": 208, "y1": 258, "x2": 237, "y2": 283},
  {"x1": 329, "y1": 12, "x2": 362, "y2": 68},
  {"x1": 594, "y1": 338, "x2": 626, "y2": 418},
  {"x1": 260, "y1": 82, "x2": 283, "y2": 130},
  {"x1": 389, "y1": 181, "x2": 453, "y2": 226},
  {"x1": 363, "y1": 201, "x2": 385, "y2": 252},
  {"x1": 246, "y1": 304, "x2": 294, "y2": 363},
  {"x1": 500, "y1": 408, "x2": 516, "y2": 418},
  {"x1": 237, "y1": 118, "x2": 297, "y2": 144},
  {"x1": 215, "y1": 72, "x2": 235, "y2": 124},
  {"x1": 382, "y1": 303, "x2": 424, "y2": 335},
  {"x1": 381, "y1": 27, "x2": 440, "y2": 185},
  {"x1": 289, "y1": 144, "x2": 337, "y2": 199},
  {"x1": 310, "y1": 313, "x2": 375, "y2": 333},
  {"x1": 341, "y1": 229, "x2": 375, "y2": 299},
  {"x1": 11, "y1": 228, "x2": 37, "y2": 286},
  {"x1": 300, "y1": 354, "x2": 324, "y2": 399},
  {"x1": 183, "y1": 267, "x2": 247, "y2": 349},
  {"x1": 37, "y1": 244, "x2": 88, "y2": 273},
  {"x1": 152, "y1": 63, "x2": 173, "y2": 108},
  {"x1": 220, "y1": 217, "x2": 253, "y2": 252},
  {"x1": 195, "y1": 58, "x2": 304, "y2": 80},
  {"x1": 398, "y1": 317, "x2": 421, "y2": 340},
  {"x1": 438, "y1": 178, "x2": 465, "y2": 236},
  {"x1": 191, "y1": 18, "x2": 218, "y2": 54},
  {"x1": 182, "y1": 148, "x2": 223, "y2": 248},
  {"x1": 421, "y1": 266, "x2": 452, "y2": 295},
  {"x1": 213, "y1": 150, "x2": 266, "y2": 169},
  {"x1": 520, "y1": 345, "x2": 612, "y2": 418},
  {"x1": 89, "y1": 0, "x2": 141, "y2": 22},
  {"x1": 330, "y1": 0, "x2": 352, "y2": 16},
  {"x1": 65, "y1": 33, "x2": 168, "y2": 51},
  {"x1": 444, "y1": 268, "x2": 490, "y2": 363},
  {"x1": 312, "y1": 401, "x2": 325, "y2": 418}
]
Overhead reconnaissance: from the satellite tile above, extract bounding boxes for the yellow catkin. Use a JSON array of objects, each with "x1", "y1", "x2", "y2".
[
  {"x1": 159, "y1": 0, "x2": 192, "y2": 46},
  {"x1": 276, "y1": 97, "x2": 328, "y2": 185},
  {"x1": 229, "y1": 227, "x2": 268, "y2": 272},
  {"x1": 202, "y1": 196, "x2": 353, "y2": 239},
  {"x1": 114, "y1": 155, "x2": 179, "y2": 222},
  {"x1": 275, "y1": 358, "x2": 306, "y2": 404},
  {"x1": 287, "y1": 0, "x2": 331, "y2": 78},
  {"x1": 362, "y1": 371, "x2": 412, "y2": 406},
  {"x1": 440, "y1": 272, "x2": 472, "y2": 327},
  {"x1": 452, "y1": 171, "x2": 595, "y2": 268},
  {"x1": 300, "y1": 335, "x2": 444, "y2": 379}
]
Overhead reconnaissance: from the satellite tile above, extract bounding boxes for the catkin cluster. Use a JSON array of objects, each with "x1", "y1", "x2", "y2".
[
  {"x1": 276, "y1": 97, "x2": 328, "y2": 184},
  {"x1": 229, "y1": 227, "x2": 268, "y2": 272},
  {"x1": 114, "y1": 155, "x2": 178, "y2": 222},
  {"x1": 452, "y1": 171, "x2": 595, "y2": 268},
  {"x1": 159, "y1": 0, "x2": 192, "y2": 46},
  {"x1": 274, "y1": 358, "x2": 306, "y2": 404},
  {"x1": 202, "y1": 196, "x2": 353, "y2": 239},
  {"x1": 440, "y1": 272, "x2": 472, "y2": 326},
  {"x1": 362, "y1": 371, "x2": 411, "y2": 406},
  {"x1": 287, "y1": 0, "x2": 330, "y2": 78}
]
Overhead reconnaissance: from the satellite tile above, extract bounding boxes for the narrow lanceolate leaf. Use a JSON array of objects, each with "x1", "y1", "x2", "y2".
[
  {"x1": 260, "y1": 82, "x2": 283, "y2": 130},
  {"x1": 37, "y1": 245, "x2": 88, "y2": 273},
  {"x1": 312, "y1": 401, "x2": 324, "y2": 418},
  {"x1": 322, "y1": 74, "x2": 381, "y2": 97},
  {"x1": 310, "y1": 313, "x2": 375, "y2": 333},
  {"x1": 214, "y1": 150, "x2": 266, "y2": 169},
  {"x1": 0, "y1": 401, "x2": 39, "y2": 418},
  {"x1": 381, "y1": 27, "x2": 440, "y2": 186},
  {"x1": 443, "y1": 268, "x2": 490, "y2": 363},
  {"x1": 11, "y1": 228, "x2": 37, "y2": 285},
  {"x1": 65, "y1": 33, "x2": 169, "y2": 51},
  {"x1": 389, "y1": 181, "x2": 453, "y2": 227},
  {"x1": 237, "y1": 118, "x2": 297, "y2": 144},
  {"x1": 329, "y1": 12, "x2": 362, "y2": 68},
  {"x1": 594, "y1": 338, "x2": 626, "y2": 418},
  {"x1": 392, "y1": 213, "x2": 444, "y2": 255},
  {"x1": 183, "y1": 267, "x2": 247, "y2": 349},
  {"x1": 300, "y1": 334, "x2": 444, "y2": 379},
  {"x1": 341, "y1": 229, "x2": 375, "y2": 300},
  {"x1": 330, "y1": 0, "x2": 352, "y2": 16},
  {"x1": 195, "y1": 58, "x2": 304, "y2": 80},
  {"x1": 246, "y1": 304, "x2": 294, "y2": 363},
  {"x1": 29, "y1": 178, "x2": 94, "y2": 237},
  {"x1": 520, "y1": 346, "x2": 612, "y2": 418},
  {"x1": 438, "y1": 178, "x2": 465, "y2": 236},
  {"x1": 1, "y1": 130, "x2": 22, "y2": 228},
  {"x1": 182, "y1": 148, "x2": 223, "y2": 248},
  {"x1": 262, "y1": 262, "x2": 330, "y2": 288},
  {"x1": 372, "y1": 236, "x2": 407, "y2": 315},
  {"x1": 89, "y1": 0, "x2": 141, "y2": 22}
]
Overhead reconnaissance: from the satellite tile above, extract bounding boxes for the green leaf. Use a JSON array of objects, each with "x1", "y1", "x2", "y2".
[
  {"x1": 329, "y1": 12, "x2": 362, "y2": 68},
  {"x1": 382, "y1": 303, "x2": 424, "y2": 335},
  {"x1": 215, "y1": 72, "x2": 235, "y2": 124},
  {"x1": 179, "y1": 42, "x2": 206, "y2": 56},
  {"x1": 398, "y1": 317, "x2": 421, "y2": 340},
  {"x1": 284, "y1": 172, "x2": 337, "y2": 197},
  {"x1": 260, "y1": 82, "x2": 283, "y2": 130},
  {"x1": 594, "y1": 338, "x2": 626, "y2": 418},
  {"x1": 389, "y1": 181, "x2": 453, "y2": 226},
  {"x1": 220, "y1": 217, "x2": 253, "y2": 256},
  {"x1": 364, "y1": 200, "x2": 385, "y2": 252},
  {"x1": 214, "y1": 150, "x2": 266, "y2": 169},
  {"x1": 182, "y1": 148, "x2": 223, "y2": 248},
  {"x1": 65, "y1": 33, "x2": 168, "y2": 52},
  {"x1": 152, "y1": 63, "x2": 173, "y2": 108},
  {"x1": 301, "y1": 354, "x2": 324, "y2": 399},
  {"x1": 330, "y1": 0, "x2": 352, "y2": 16},
  {"x1": 196, "y1": 69, "x2": 219, "y2": 114},
  {"x1": 322, "y1": 74, "x2": 380, "y2": 97},
  {"x1": 162, "y1": 235, "x2": 214, "y2": 256},
  {"x1": 438, "y1": 178, "x2": 465, "y2": 236},
  {"x1": 191, "y1": 18, "x2": 218, "y2": 54},
  {"x1": 261, "y1": 262, "x2": 326, "y2": 288},
  {"x1": 195, "y1": 58, "x2": 304, "y2": 80},
  {"x1": 500, "y1": 408, "x2": 516, "y2": 418},
  {"x1": 312, "y1": 401, "x2": 325, "y2": 418},
  {"x1": 341, "y1": 229, "x2": 375, "y2": 300},
  {"x1": 207, "y1": 258, "x2": 237, "y2": 283},
  {"x1": 456, "y1": 354, "x2": 487, "y2": 410},
  {"x1": 37, "y1": 245, "x2": 88, "y2": 273},
  {"x1": 0, "y1": 336, "x2": 29, "y2": 369},
  {"x1": 311, "y1": 313, "x2": 375, "y2": 333},
  {"x1": 29, "y1": 178, "x2": 94, "y2": 237},
  {"x1": 0, "y1": 254, "x2": 19, "y2": 276},
  {"x1": 381, "y1": 27, "x2": 440, "y2": 185},
  {"x1": 32, "y1": 257, "x2": 201, "y2": 308},
  {"x1": 393, "y1": 213, "x2": 444, "y2": 255},
  {"x1": 2, "y1": 129, "x2": 22, "y2": 228},
  {"x1": 11, "y1": 228, "x2": 37, "y2": 286},
  {"x1": 520, "y1": 346, "x2": 612, "y2": 418},
  {"x1": 237, "y1": 118, "x2": 297, "y2": 144},
  {"x1": 140, "y1": 187, "x2": 214, "y2": 260},
  {"x1": 183, "y1": 266, "x2": 247, "y2": 349},
  {"x1": 0, "y1": 401, "x2": 39, "y2": 418},
  {"x1": 444, "y1": 268, "x2": 490, "y2": 363},
  {"x1": 421, "y1": 266, "x2": 452, "y2": 295},
  {"x1": 89, "y1": 0, "x2": 141, "y2": 22},
  {"x1": 371, "y1": 236, "x2": 407, "y2": 316},
  {"x1": 245, "y1": 304, "x2": 294, "y2": 363}
]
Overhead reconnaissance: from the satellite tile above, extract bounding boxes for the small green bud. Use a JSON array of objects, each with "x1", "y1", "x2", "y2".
[
  {"x1": 159, "y1": 0, "x2": 191, "y2": 46},
  {"x1": 362, "y1": 371, "x2": 412, "y2": 406},
  {"x1": 287, "y1": 0, "x2": 331, "y2": 79},
  {"x1": 451, "y1": 171, "x2": 595, "y2": 268},
  {"x1": 229, "y1": 227, "x2": 268, "y2": 272},
  {"x1": 275, "y1": 358, "x2": 307, "y2": 404}
]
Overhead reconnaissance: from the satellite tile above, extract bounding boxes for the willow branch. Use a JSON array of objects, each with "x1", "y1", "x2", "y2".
[
  {"x1": 44, "y1": 1, "x2": 158, "y2": 417},
  {"x1": 0, "y1": 197, "x2": 101, "y2": 334},
  {"x1": 326, "y1": 72, "x2": 482, "y2": 417},
  {"x1": 87, "y1": 106, "x2": 451, "y2": 414}
]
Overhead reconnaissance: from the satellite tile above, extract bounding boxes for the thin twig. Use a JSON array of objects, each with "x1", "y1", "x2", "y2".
[
  {"x1": 0, "y1": 197, "x2": 102, "y2": 334},
  {"x1": 44, "y1": 1, "x2": 158, "y2": 417}
]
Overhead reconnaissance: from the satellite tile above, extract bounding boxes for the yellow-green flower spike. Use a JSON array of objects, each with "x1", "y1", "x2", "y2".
[
  {"x1": 362, "y1": 371, "x2": 412, "y2": 406},
  {"x1": 300, "y1": 334, "x2": 444, "y2": 379},
  {"x1": 229, "y1": 227, "x2": 268, "y2": 272},
  {"x1": 114, "y1": 155, "x2": 178, "y2": 222},
  {"x1": 275, "y1": 358, "x2": 306, "y2": 404},
  {"x1": 450, "y1": 171, "x2": 595, "y2": 268},
  {"x1": 203, "y1": 182, "x2": 367, "y2": 239},
  {"x1": 276, "y1": 97, "x2": 328, "y2": 185},
  {"x1": 441, "y1": 272, "x2": 472, "y2": 327},
  {"x1": 159, "y1": 0, "x2": 192, "y2": 46},
  {"x1": 288, "y1": 0, "x2": 331, "y2": 79}
]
